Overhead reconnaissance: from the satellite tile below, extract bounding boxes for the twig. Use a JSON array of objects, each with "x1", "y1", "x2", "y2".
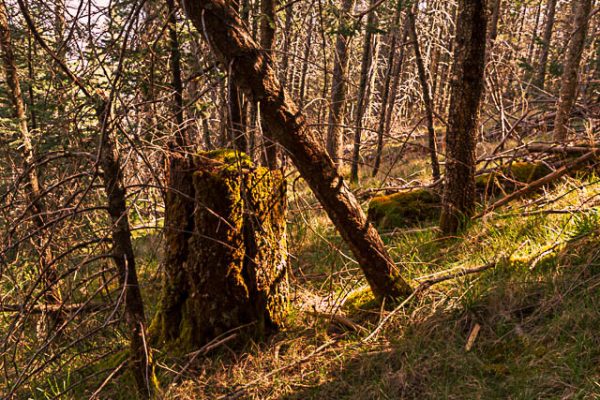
[{"x1": 363, "y1": 262, "x2": 497, "y2": 343}]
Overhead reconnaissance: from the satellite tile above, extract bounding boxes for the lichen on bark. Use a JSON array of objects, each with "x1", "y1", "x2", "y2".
[{"x1": 151, "y1": 150, "x2": 288, "y2": 352}]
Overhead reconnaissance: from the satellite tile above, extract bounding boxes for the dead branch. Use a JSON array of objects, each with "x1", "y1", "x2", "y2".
[{"x1": 477, "y1": 149, "x2": 599, "y2": 218}]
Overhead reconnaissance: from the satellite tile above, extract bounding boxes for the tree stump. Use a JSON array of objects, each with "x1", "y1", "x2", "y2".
[{"x1": 151, "y1": 150, "x2": 288, "y2": 351}]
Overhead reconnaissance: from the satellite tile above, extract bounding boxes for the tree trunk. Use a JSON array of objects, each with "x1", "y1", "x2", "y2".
[
  {"x1": 533, "y1": 0, "x2": 557, "y2": 91},
  {"x1": 228, "y1": 1, "x2": 248, "y2": 152},
  {"x1": 372, "y1": 0, "x2": 402, "y2": 178},
  {"x1": 152, "y1": 152, "x2": 288, "y2": 349},
  {"x1": 372, "y1": 9, "x2": 410, "y2": 177},
  {"x1": 298, "y1": 13, "x2": 314, "y2": 110},
  {"x1": 439, "y1": 0, "x2": 488, "y2": 235},
  {"x1": 181, "y1": 0, "x2": 412, "y2": 299},
  {"x1": 326, "y1": 0, "x2": 355, "y2": 168},
  {"x1": 95, "y1": 101, "x2": 152, "y2": 397},
  {"x1": 408, "y1": 10, "x2": 441, "y2": 182},
  {"x1": 487, "y1": 0, "x2": 501, "y2": 51},
  {"x1": 0, "y1": 0, "x2": 61, "y2": 327},
  {"x1": 279, "y1": 2, "x2": 294, "y2": 87},
  {"x1": 259, "y1": 0, "x2": 280, "y2": 168},
  {"x1": 350, "y1": 1, "x2": 378, "y2": 183},
  {"x1": 553, "y1": 0, "x2": 592, "y2": 141},
  {"x1": 167, "y1": 0, "x2": 186, "y2": 146}
]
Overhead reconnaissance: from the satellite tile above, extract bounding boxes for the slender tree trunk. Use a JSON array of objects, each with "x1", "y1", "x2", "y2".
[
  {"x1": 526, "y1": 0, "x2": 542, "y2": 71},
  {"x1": 372, "y1": 0, "x2": 402, "y2": 178},
  {"x1": 167, "y1": 0, "x2": 186, "y2": 146},
  {"x1": 408, "y1": 10, "x2": 441, "y2": 182},
  {"x1": 260, "y1": 0, "x2": 279, "y2": 168},
  {"x1": 181, "y1": 0, "x2": 412, "y2": 299},
  {"x1": 0, "y1": 0, "x2": 61, "y2": 325},
  {"x1": 553, "y1": 0, "x2": 592, "y2": 141},
  {"x1": 96, "y1": 100, "x2": 152, "y2": 397},
  {"x1": 487, "y1": 0, "x2": 501, "y2": 50},
  {"x1": 533, "y1": 0, "x2": 557, "y2": 91},
  {"x1": 280, "y1": 2, "x2": 293, "y2": 87},
  {"x1": 373, "y1": 11, "x2": 410, "y2": 177},
  {"x1": 350, "y1": 1, "x2": 378, "y2": 182},
  {"x1": 439, "y1": 0, "x2": 488, "y2": 235},
  {"x1": 326, "y1": 0, "x2": 355, "y2": 168},
  {"x1": 298, "y1": 13, "x2": 314, "y2": 110},
  {"x1": 228, "y1": 0, "x2": 248, "y2": 152}
]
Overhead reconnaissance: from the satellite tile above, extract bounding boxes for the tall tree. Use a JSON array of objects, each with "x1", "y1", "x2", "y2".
[
  {"x1": 553, "y1": 0, "x2": 593, "y2": 141},
  {"x1": 228, "y1": 0, "x2": 248, "y2": 151},
  {"x1": 326, "y1": 0, "x2": 355, "y2": 168},
  {"x1": 533, "y1": 0, "x2": 557, "y2": 91},
  {"x1": 372, "y1": 7, "x2": 410, "y2": 177},
  {"x1": 180, "y1": 0, "x2": 412, "y2": 299},
  {"x1": 439, "y1": 0, "x2": 488, "y2": 234},
  {"x1": 350, "y1": 0, "x2": 378, "y2": 182},
  {"x1": 408, "y1": 9, "x2": 441, "y2": 182},
  {"x1": 260, "y1": 0, "x2": 279, "y2": 168}
]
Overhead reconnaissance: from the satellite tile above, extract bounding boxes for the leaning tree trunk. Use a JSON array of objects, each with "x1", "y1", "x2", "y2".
[
  {"x1": 553, "y1": 0, "x2": 592, "y2": 142},
  {"x1": 151, "y1": 152, "x2": 288, "y2": 349},
  {"x1": 181, "y1": 0, "x2": 412, "y2": 299},
  {"x1": 439, "y1": 0, "x2": 488, "y2": 235}
]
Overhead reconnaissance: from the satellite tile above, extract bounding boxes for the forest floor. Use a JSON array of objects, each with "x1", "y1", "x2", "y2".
[
  {"x1": 159, "y1": 143, "x2": 600, "y2": 400},
  {"x1": 26, "y1": 141, "x2": 600, "y2": 399}
]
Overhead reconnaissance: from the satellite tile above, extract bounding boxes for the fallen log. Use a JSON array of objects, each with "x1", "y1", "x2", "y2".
[
  {"x1": 525, "y1": 142, "x2": 598, "y2": 155},
  {"x1": 476, "y1": 148, "x2": 599, "y2": 218}
]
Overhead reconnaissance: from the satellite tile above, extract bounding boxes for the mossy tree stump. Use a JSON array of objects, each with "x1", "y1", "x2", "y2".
[{"x1": 151, "y1": 150, "x2": 288, "y2": 351}]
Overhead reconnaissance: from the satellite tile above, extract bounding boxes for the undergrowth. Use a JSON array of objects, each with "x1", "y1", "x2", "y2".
[{"x1": 19, "y1": 158, "x2": 600, "y2": 400}]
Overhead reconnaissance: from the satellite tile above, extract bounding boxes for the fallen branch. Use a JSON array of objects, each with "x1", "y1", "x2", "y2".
[
  {"x1": 525, "y1": 143, "x2": 598, "y2": 156},
  {"x1": 476, "y1": 149, "x2": 599, "y2": 218},
  {"x1": 363, "y1": 262, "x2": 497, "y2": 342},
  {"x1": 0, "y1": 302, "x2": 107, "y2": 313},
  {"x1": 306, "y1": 310, "x2": 368, "y2": 333}
]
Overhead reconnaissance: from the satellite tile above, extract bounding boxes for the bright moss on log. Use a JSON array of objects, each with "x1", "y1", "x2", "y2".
[
  {"x1": 150, "y1": 151, "x2": 288, "y2": 353},
  {"x1": 476, "y1": 161, "x2": 552, "y2": 196},
  {"x1": 368, "y1": 189, "x2": 442, "y2": 230},
  {"x1": 368, "y1": 162, "x2": 554, "y2": 230}
]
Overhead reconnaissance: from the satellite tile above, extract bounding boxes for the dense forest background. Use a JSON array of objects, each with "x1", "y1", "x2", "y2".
[{"x1": 0, "y1": 0, "x2": 598, "y2": 398}]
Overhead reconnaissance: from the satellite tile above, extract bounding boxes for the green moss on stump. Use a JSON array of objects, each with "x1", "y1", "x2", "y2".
[
  {"x1": 200, "y1": 149, "x2": 253, "y2": 170},
  {"x1": 368, "y1": 189, "x2": 442, "y2": 230},
  {"x1": 151, "y1": 151, "x2": 288, "y2": 353}
]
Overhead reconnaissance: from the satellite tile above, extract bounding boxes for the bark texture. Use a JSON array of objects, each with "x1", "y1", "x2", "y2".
[
  {"x1": 533, "y1": 0, "x2": 557, "y2": 91},
  {"x1": 151, "y1": 151, "x2": 288, "y2": 349},
  {"x1": 350, "y1": 1, "x2": 378, "y2": 183},
  {"x1": 439, "y1": 0, "x2": 488, "y2": 234},
  {"x1": 553, "y1": 0, "x2": 592, "y2": 141},
  {"x1": 180, "y1": 0, "x2": 412, "y2": 298},
  {"x1": 326, "y1": 0, "x2": 355, "y2": 167},
  {"x1": 408, "y1": 10, "x2": 441, "y2": 182}
]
